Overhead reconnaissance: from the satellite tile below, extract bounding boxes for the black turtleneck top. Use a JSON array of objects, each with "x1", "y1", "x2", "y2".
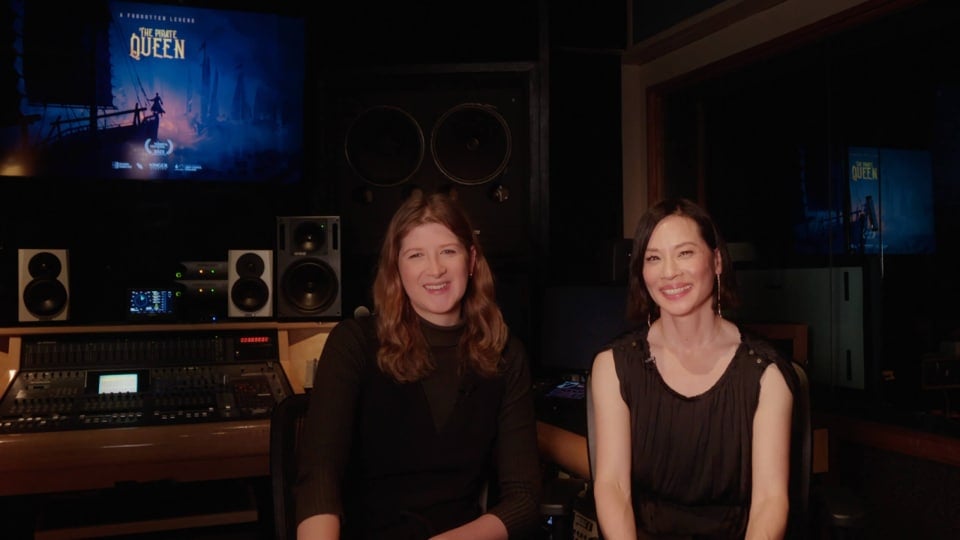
[{"x1": 294, "y1": 315, "x2": 542, "y2": 539}]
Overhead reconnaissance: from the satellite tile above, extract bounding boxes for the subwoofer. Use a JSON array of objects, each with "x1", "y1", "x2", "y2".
[
  {"x1": 227, "y1": 250, "x2": 273, "y2": 318},
  {"x1": 328, "y1": 64, "x2": 539, "y2": 261},
  {"x1": 18, "y1": 248, "x2": 69, "y2": 322},
  {"x1": 276, "y1": 216, "x2": 342, "y2": 320}
]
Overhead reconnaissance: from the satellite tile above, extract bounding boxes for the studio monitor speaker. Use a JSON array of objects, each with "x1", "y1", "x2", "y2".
[
  {"x1": 227, "y1": 250, "x2": 273, "y2": 318},
  {"x1": 18, "y1": 248, "x2": 69, "y2": 322},
  {"x1": 327, "y1": 63, "x2": 539, "y2": 261},
  {"x1": 276, "y1": 216, "x2": 342, "y2": 320}
]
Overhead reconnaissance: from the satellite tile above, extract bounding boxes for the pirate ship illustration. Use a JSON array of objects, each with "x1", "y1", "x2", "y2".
[
  {"x1": 0, "y1": 1, "x2": 302, "y2": 181},
  {"x1": 0, "y1": 3, "x2": 153, "y2": 177}
]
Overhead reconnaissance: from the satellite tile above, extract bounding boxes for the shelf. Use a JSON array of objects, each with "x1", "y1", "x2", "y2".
[
  {"x1": 32, "y1": 479, "x2": 260, "y2": 540},
  {"x1": 0, "y1": 320, "x2": 336, "y2": 337}
]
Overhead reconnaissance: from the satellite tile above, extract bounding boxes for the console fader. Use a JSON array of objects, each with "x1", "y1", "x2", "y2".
[{"x1": 0, "y1": 329, "x2": 293, "y2": 434}]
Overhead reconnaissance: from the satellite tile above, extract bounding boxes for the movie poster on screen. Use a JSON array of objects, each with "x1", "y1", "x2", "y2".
[
  {"x1": 0, "y1": 0, "x2": 304, "y2": 182},
  {"x1": 848, "y1": 146, "x2": 936, "y2": 254}
]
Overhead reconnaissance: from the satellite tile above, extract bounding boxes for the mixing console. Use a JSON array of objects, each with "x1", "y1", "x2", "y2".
[{"x1": 0, "y1": 329, "x2": 293, "y2": 434}]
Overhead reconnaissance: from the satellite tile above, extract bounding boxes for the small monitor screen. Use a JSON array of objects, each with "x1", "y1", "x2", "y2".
[
  {"x1": 98, "y1": 372, "x2": 139, "y2": 394},
  {"x1": 128, "y1": 288, "x2": 176, "y2": 317},
  {"x1": 544, "y1": 380, "x2": 585, "y2": 400}
]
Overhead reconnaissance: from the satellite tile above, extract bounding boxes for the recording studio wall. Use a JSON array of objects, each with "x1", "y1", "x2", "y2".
[
  {"x1": 546, "y1": 48, "x2": 624, "y2": 285},
  {"x1": 314, "y1": 1, "x2": 541, "y2": 69}
]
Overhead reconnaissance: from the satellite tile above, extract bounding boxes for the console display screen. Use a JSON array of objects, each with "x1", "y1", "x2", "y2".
[
  {"x1": 98, "y1": 372, "x2": 139, "y2": 394},
  {"x1": 128, "y1": 288, "x2": 177, "y2": 317}
]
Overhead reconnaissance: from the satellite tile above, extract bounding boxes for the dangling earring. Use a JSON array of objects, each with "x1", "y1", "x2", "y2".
[
  {"x1": 647, "y1": 312, "x2": 652, "y2": 328},
  {"x1": 716, "y1": 273, "x2": 722, "y2": 318}
]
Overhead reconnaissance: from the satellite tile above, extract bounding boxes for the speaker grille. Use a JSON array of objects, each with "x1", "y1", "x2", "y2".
[
  {"x1": 329, "y1": 65, "x2": 536, "y2": 261},
  {"x1": 345, "y1": 105, "x2": 425, "y2": 187},
  {"x1": 431, "y1": 103, "x2": 511, "y2": 186}
]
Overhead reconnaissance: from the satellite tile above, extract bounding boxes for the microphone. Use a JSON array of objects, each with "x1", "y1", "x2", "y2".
[{"x1": 353, "y1": 305, "x2": 371, "y2": 319}]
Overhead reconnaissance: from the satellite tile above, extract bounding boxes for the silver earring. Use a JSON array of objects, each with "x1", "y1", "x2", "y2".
[
  {"x1": 716, "y1": 273, "x2": 722, "y2": 318},
  {"x1": 647, "y1": 312, "x2": 652, "y2": 328}
]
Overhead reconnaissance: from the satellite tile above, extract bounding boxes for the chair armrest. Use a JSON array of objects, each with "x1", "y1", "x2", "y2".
[{"x1": 537, "y1": 421, "x2": 591, "y2": 481}]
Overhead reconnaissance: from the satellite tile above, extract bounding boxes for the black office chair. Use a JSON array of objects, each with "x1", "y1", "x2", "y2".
[
  {"x1": 741, "y1": 324, "x2": 867, "y2": 539},
  {"x1": 788, "y1": 360, "x2": 813, "y2": 539},
  {"x1": 270, "y1": 392, "x2": 310, "y2": 540}
]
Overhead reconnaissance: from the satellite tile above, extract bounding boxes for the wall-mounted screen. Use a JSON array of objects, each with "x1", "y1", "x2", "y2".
[
  {"x1": 1, "y1": 0, "x2": 305, "y2": 183},
  {"x1": 792, "y1": 146, "x2": 937, "y2": 256},
  {"x1": 846, "y1": 146, "x2": 936, "y2": 255}
]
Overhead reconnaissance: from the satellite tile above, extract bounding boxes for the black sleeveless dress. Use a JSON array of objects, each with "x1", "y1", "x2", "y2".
[{"x1": 608, "y1": 326, "x2": 797, "y2": 539}]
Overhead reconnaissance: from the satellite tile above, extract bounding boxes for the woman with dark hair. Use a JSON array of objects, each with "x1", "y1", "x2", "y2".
[
  {"x1": 591, "y1": 198, "x2": 799, "y2": 539},
  {"x1": 294, "y1": 191, "x2": 542, "y2": 540}
]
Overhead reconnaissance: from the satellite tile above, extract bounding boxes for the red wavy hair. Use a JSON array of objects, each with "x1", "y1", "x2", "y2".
[{"x1": 372, "y1": 191, "x2": 508, "y2": 382}]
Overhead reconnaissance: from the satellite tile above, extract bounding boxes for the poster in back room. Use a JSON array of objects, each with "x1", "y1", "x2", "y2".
[{"x1": 848, "y1": 146, "x2": 936, "y2": 255}]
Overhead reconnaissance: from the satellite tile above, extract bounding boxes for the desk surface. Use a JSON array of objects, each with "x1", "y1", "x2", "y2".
[
  {"x1": 534, "y1": 379, "x2": 587, "y2": 436},
  {"x1": 0, "y1": 419, "x2": 270, "y2": 496},
  {"x1": 812, "y1": 389, "x2": 960, "y2": 469},
  {"x1": 0, "y1": 322, "x2": 335, "y2": 496}
]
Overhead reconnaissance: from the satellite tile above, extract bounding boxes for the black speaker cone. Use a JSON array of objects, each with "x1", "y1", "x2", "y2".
[
  {"x1": 432, "y1": 103, "x2": 511, "y2": 185},
  {"x1": 231, "y1": 278, "x2": 270, "y2": 312},
  {"x1": 23, "y1": 279, "x2": 68, "y2": 318},
  {"x1": 345, "y1": 105, "x2": 424, "y2": 187},
  {"x1": 282, "y1": 259, "x2": 339, "y2": 312},
  {"x1": 235, "y1": 252, "x2": 266, "y2": 278},
  {"x1": 28, "y1": 251, "x2": 63, "y2": 279},
  {"x1": 293, "y1": 221, "x2": 326, "y2": 253}
]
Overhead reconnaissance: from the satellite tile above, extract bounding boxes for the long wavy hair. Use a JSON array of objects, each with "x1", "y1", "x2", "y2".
[
  {"x1": 372, "y1": 191, "x2": 507, "y2": 382},
  {"x1": 627, "y1": 197, "x2": 739, "y2": 323}
]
